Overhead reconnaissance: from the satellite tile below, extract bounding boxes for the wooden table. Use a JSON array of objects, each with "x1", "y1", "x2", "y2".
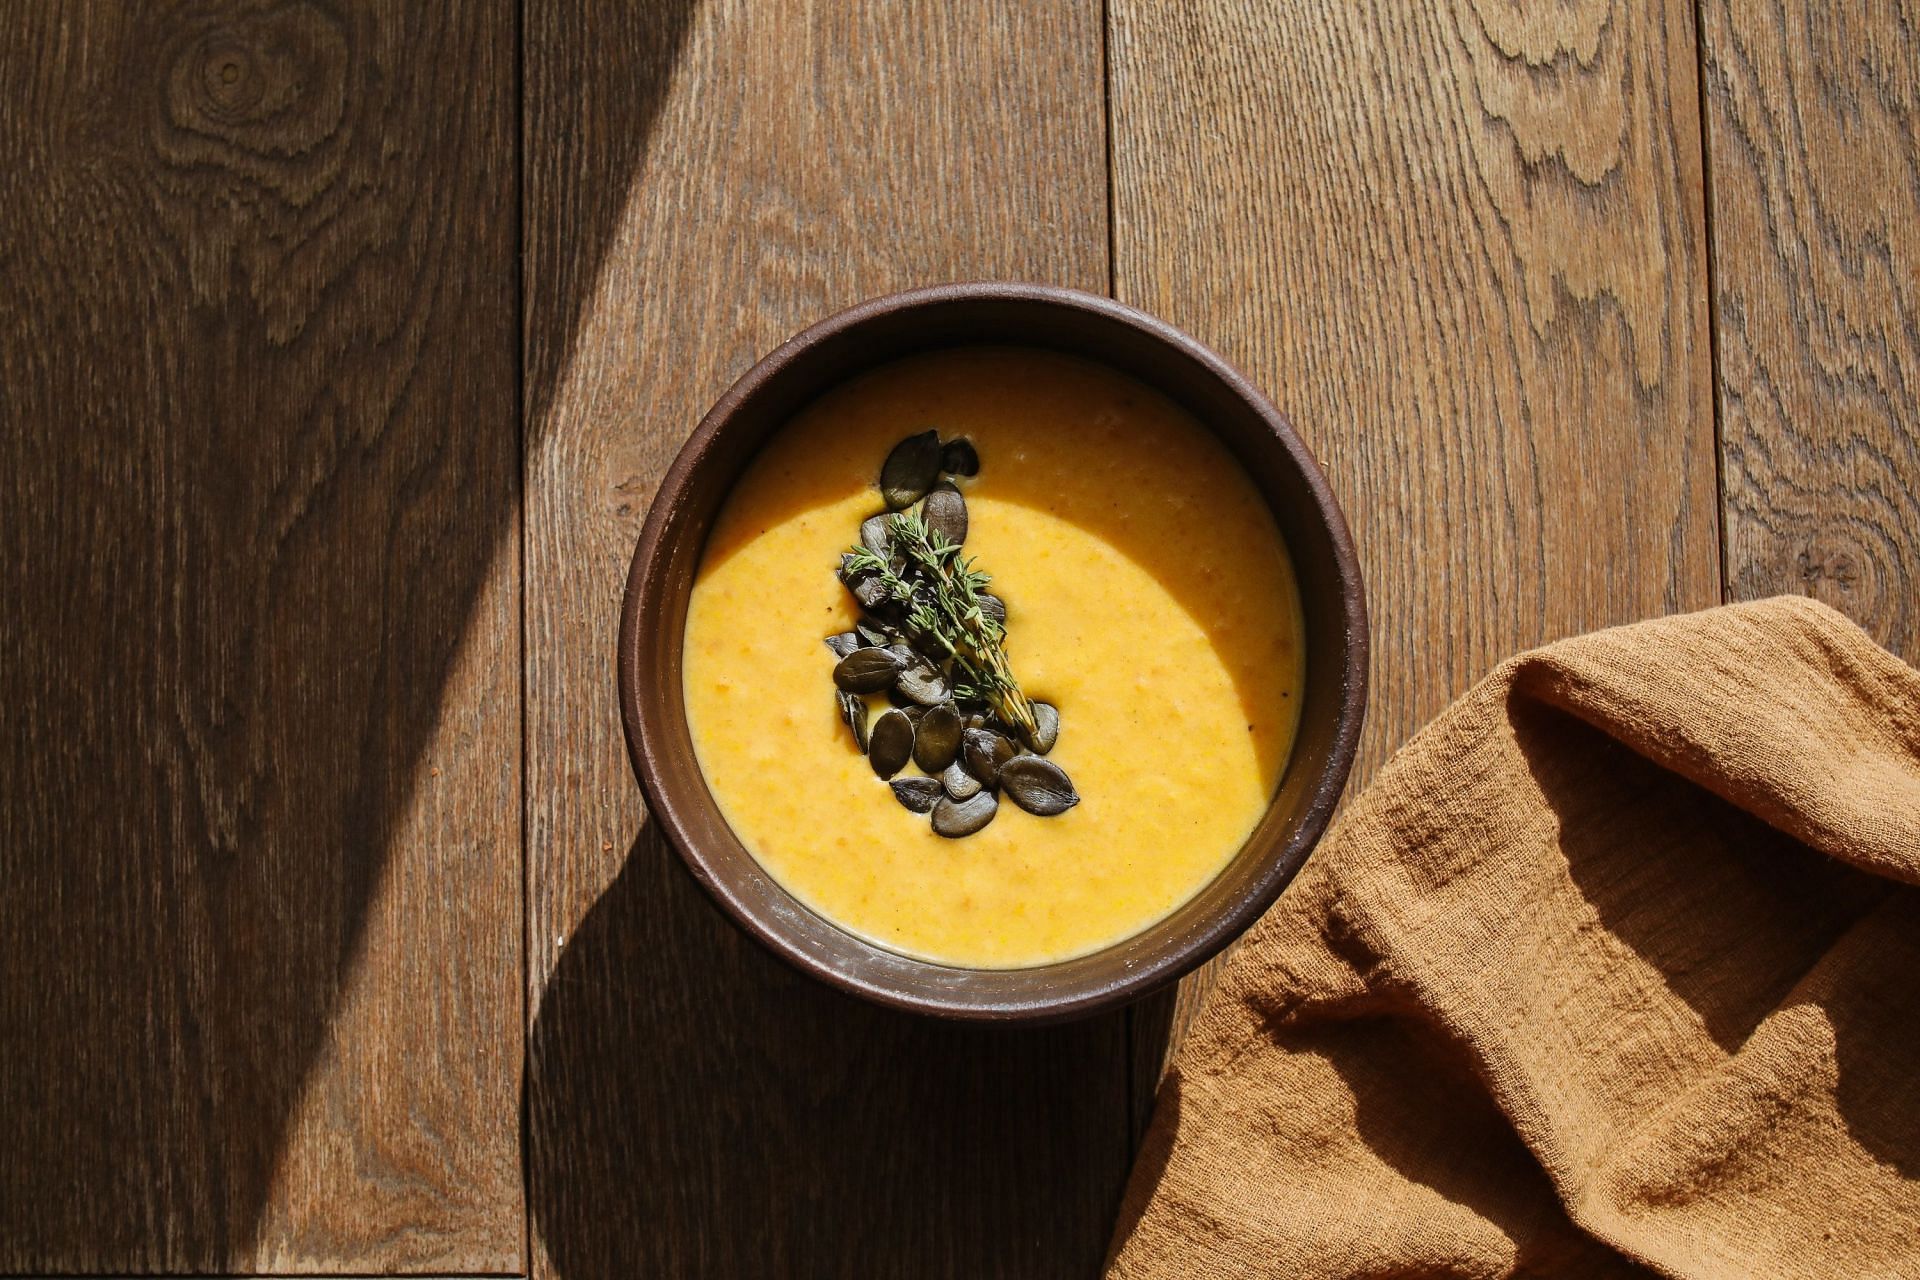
[{"x1": 2, "y1": 2, "x2": 1913, "y2": 1275}]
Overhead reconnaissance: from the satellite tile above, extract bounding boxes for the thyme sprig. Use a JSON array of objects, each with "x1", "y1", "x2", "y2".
[{"x1": 843, "y1": 510, "x2": 1038, "y2": 738}]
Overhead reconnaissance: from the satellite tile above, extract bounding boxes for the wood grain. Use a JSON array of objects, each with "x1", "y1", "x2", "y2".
[
  {"x1": 1700, "y1": 0, "x2": 1920, "y2": 656},
  {"x1": 1109, "y1": 0, "x2": 1722, "y2": 1083},
  {"x1": 522, "y1": 1, "x2": 1123, "y2": 1276},
  {"x1": 0, "y1": 3, "x2": 522, "y2": 1272}
]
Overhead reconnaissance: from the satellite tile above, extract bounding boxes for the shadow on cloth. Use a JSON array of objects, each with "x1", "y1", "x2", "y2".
[
  {"x1": 1520, "y1": 701, "x2": 1918, "y2": 1179},
  {"x1": 1110, "y1": 1009, "x2": 1653, "y2": 1277},
  {"x1": 1330, "y1": 1017, "x2": 1657, "y2": 1277}
]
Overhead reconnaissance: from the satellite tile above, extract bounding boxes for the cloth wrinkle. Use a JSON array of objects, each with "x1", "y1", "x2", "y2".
[{"x1": 1107, "y1": 598, "x2": 1920, "y2": 1280}]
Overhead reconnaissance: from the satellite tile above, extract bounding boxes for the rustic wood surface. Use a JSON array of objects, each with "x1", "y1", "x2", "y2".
[
  {"x1": 0, "y1": 0, "x2": 1914, "y2": 1275},
  {"x1": 1701, "y1": 0, "x2": 1920, "y2": 661},
  {"x1": 0, "y1": 2, "x2": 523, "y2": 1273},
  {"x1": 1108, "y1": 0, "x2": 1727, "y2": 1088},
  {"x1": 520, "y1": 1, "x2": 1124, "y2": 1277}
]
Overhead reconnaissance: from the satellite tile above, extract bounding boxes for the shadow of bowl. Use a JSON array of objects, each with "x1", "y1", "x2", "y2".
[{"x1": 527, "y1": 826, "x2": 1137, "y2": 1278}]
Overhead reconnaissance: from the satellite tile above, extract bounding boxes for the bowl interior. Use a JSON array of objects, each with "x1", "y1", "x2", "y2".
[{"x1": 622, "y1": 285, "x2": 1366, "y2": 1022}]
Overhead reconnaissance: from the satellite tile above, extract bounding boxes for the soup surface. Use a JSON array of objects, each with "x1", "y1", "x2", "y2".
[{"x1": 683, "y1": 347, "x2": 1303, "y2": 968}]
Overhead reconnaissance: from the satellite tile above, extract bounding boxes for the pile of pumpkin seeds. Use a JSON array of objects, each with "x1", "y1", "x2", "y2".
[{"x1": 826, "y1": 429, "x2": 1079, "y2": 838}]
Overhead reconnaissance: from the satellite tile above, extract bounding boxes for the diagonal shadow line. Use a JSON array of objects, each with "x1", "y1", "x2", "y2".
[
  {"x1": 523, "y1": 0, "x2": 701, "y2": 450},
  {"x1": 0, "y1": 0, "x2": 688, "y2": 1271},
  {"x1": 517, "y1": 0, "x2": 704, "y2": 1272}
]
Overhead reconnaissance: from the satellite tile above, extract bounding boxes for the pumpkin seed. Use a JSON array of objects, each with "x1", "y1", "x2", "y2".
[
  {"x1": 940, "y1": 436, "x2": 979, "y2": 477},
  {"x1": 962, "y1": 727, "x2": 1016, "y2": 786},
  {"x1": 999, "y1": 756, "x2": 1080, "y2": 816},
  {"x1": 941, "y1": 759, "x2": 981, "y2": 800},
  {"x1": 895, "y1": 655, "x2": 951, "y2": 707},
  {"x1": 840, "y1": 554, "x2": 891, "y2": 610},
  {"x1": 890, "y1": 776, "x2": 943, "y2": 813},
  {"x1": 913, "y1": 704, "x2": 963, "y2": 772},
  {"x1": 834, "y1": 646, "x2": 904, "y2": 693},
  {"x1": 883, "y1": 643, "x2": 926, "y2": 690},
  {"x1": 921, "y1": 484, "x2": 968, "y2": 547},
  {"x1": 856, "y1": 618, "x2": 894, "y2": 647},
  {"x1": 860, "y1": 513, "x2": 893, "y2": 555},
  {"x1": 1026, "y1": 700, "x2": 1060, "y2": 754},
  {"x1": 825, "y1": 631, "x2": 861, "y2": 659},
  {"x1": 900, "y1": 703, "x2": 929, "y2": 724},
  {"x1": 977, "y1": 593, "x2": 1007, "y2": 625},
  {"x1": 867, "y1": 707, "x2": 914, "y2": 778},
  {"x1": 880, "y1": 429, "x2": 942, "y2": 510},
  {"x1": 908, "y1": 620, "x2": 952, "y2": 660},
  {"x1": 932, "y1": 790, "x2": 998, "y2": 838},
  {"x1": 837, "y1": 691, "x2": 870, "y2": 751},
  {"x1": 848, "y1": 578, "x2": 892, "y2": 613}
]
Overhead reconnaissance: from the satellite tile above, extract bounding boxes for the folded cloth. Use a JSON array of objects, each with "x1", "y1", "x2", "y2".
[{"x1": 1107, "y1": 597, "x2": 1920, "y2": 1280}]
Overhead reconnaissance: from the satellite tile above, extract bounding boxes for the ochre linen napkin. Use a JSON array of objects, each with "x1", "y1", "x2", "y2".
[{"x1": 1107, "y1": 597, "x2": 1920, "y2": 1279}]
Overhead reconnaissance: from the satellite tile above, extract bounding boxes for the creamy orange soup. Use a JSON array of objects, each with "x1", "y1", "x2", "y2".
[{"x1": 683, "y1": 347, "x2": 1303, "y2": 968}]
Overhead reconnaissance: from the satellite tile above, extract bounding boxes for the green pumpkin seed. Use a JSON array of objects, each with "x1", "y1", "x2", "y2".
[
  {"x1": 913, "y1": 704, "x2": 963, "y2": 772},
  {"x1": 840, "y1": 554, "x2": 891, "y2": 610},
  {"x1": 998, "y1": 756, "x2": 1080, "y2": 816},
  {"x1": 880, "y1": 429, "x2": 942, "y2": 510},
  {"x1": 962, "y1": 727, "x2": 1016, "y2": 786},
  {"x1": 868, "y1": 707, "x2": 914, "y2": 779},
  {"x1": 837, "y1": 691, "x2": 870, "y2": 751},
  {"x1": 921, "y1": 484, "x2": 968, "y2": 547},
  {"x1": 834, "y1": 646, "x2": 904, "y2": 693},
  {"x1": 1026, "y1": 700, "x2": 1060, "y2": 754},
  {"x1": 890, "y1": 776, "x2": 943, "y2": 813},
  {"x1": 883, "y1": 643, "x2": 929, "y2": 690},
  {"x1": 940, "y1": 436, "x2": 979, "y2": 477},
  {"x1": 895, "y1": 656, "x2": 951, "y2": 707},
  {"x1": 941, "y1": 759, "x2": 981, "y2": 800},
  {"x1": 933, "y1": 790, "x2": 998, "y2": 837},
  {"x1": 860, "y1": 514, "x2": 893, "y2": 555},
  {"x1": 825, "y1": 631, "x2": 861, "y2": 659}
]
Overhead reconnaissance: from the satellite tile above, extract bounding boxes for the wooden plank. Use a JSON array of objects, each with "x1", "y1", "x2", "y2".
[
  {"x1": 0, "y1": 3, "x2": 522, "y2": 1272},
  {"x1": 1700, "y1": 0, "x2": 1920, "y2": 657},
  {"x1": 1111, "y1": 0, "x2": 1722, "y2": 1094},
  {"x1": 522, "y1": 2, "x2": 1120, "y2": 1276}
]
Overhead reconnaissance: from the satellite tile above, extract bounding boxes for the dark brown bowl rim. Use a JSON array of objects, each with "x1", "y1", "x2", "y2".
[{"x1": 618, "y1": 282, "x2": 1368, "y2": 1022}]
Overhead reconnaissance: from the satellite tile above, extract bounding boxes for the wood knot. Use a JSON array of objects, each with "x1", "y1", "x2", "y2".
[
  {"x1": 198, "y1": 37, "x2": 264, "y2": 114},
  {"x1": 164, "y1": 2, "x2": 347, "y2": 154},
  {"x1": 1798, "y1": 543, "x2": 1863, "y2": 592}
]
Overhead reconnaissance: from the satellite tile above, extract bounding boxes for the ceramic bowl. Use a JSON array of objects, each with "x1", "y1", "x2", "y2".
[{"x1": 619, "y1": 283, "x2": 1367, "y2": 1022}]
